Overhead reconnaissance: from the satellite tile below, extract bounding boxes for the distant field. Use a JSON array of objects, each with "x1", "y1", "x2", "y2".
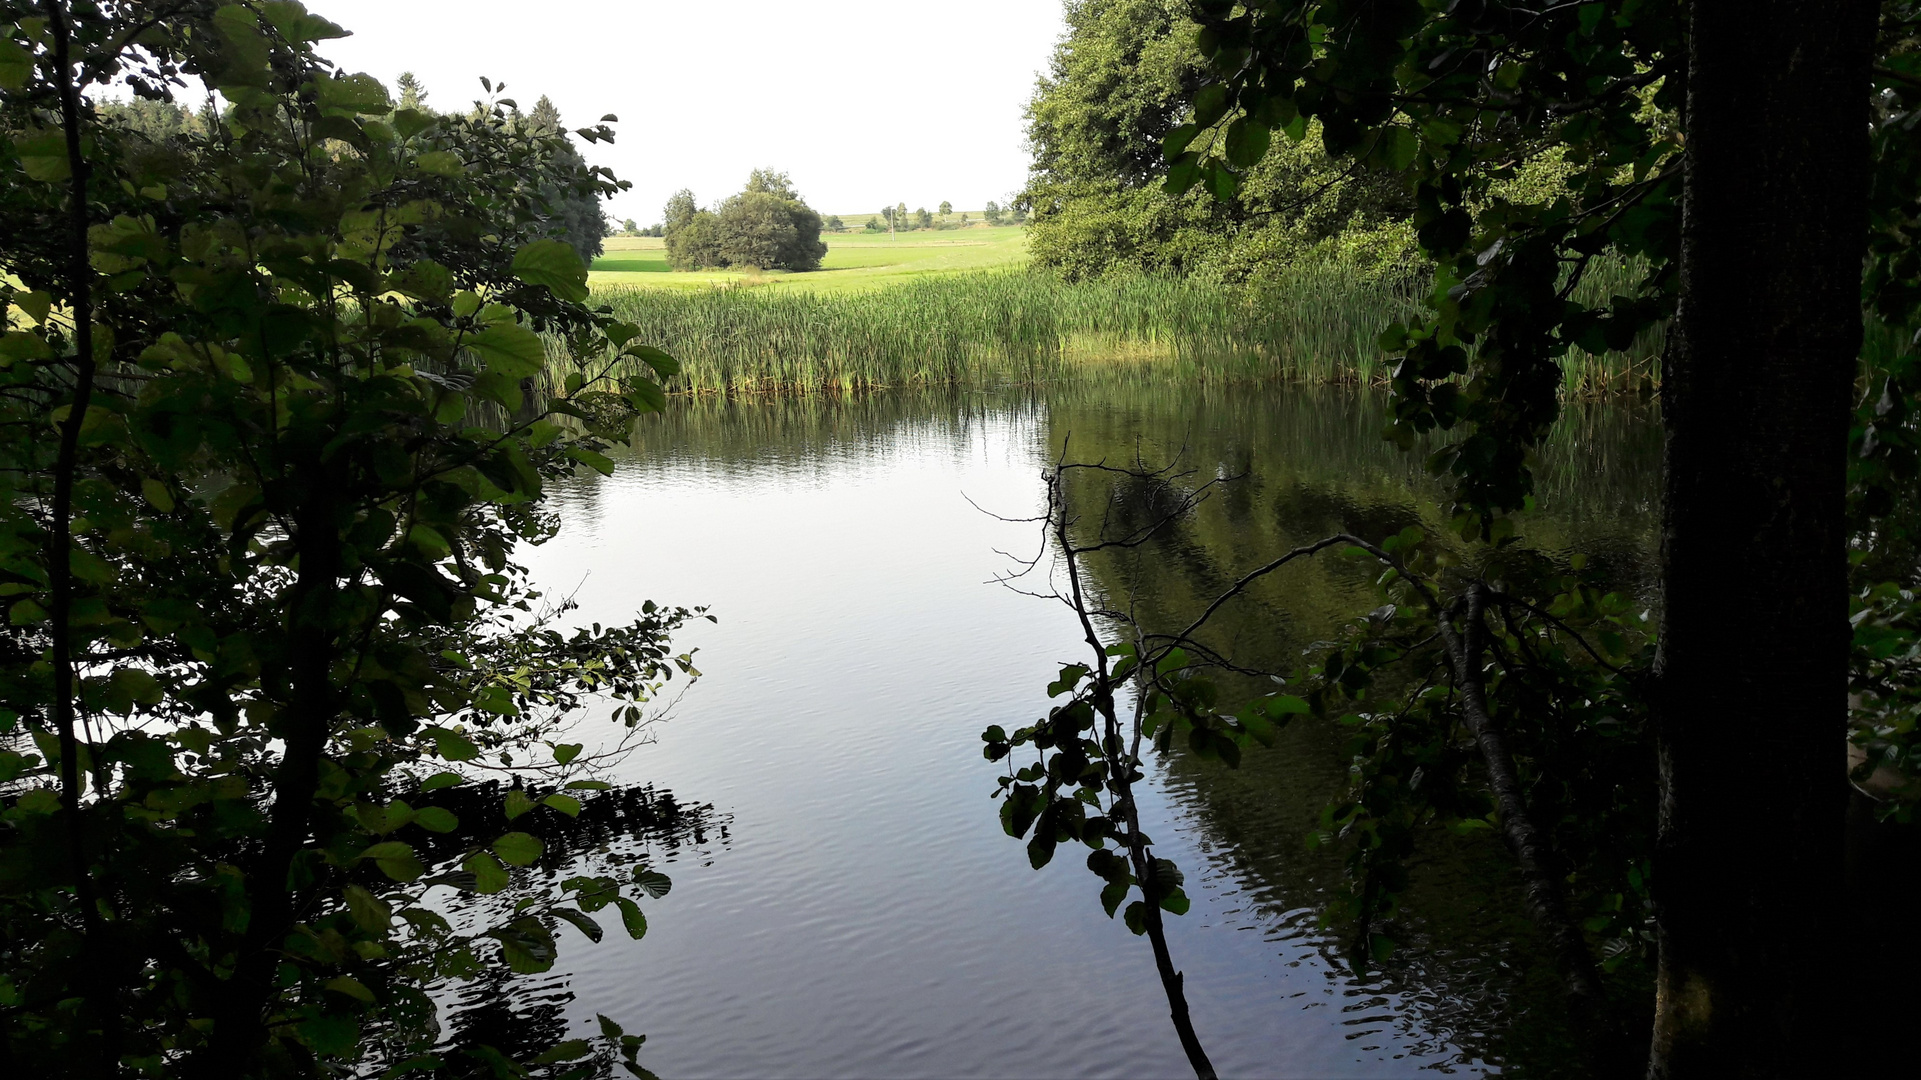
[{"x1": 589, "y1": 224, "x2": 1028, "y2": 294}]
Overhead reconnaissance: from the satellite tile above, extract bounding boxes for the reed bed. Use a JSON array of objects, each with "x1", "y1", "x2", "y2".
[{"x1": 548, "y1": 259, "x2": 1664, "y2": 399}]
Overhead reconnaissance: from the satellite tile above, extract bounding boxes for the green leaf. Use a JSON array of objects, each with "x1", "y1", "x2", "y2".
[
  {"x1": 565, "y1": 446, "x2": 616, "y2": 476},
  {"x1": 1374, "y1": 127, "x2": 1420, "y2": 172},
  {"x1": 140, "y1": 478, "x2": 176, "y2": 513},
  {"x1": 12, "y1": 290, "x2": 51, "y2": 326},
  {"x1": 631, "y1": 869, "x2": 672, "y2": 899},
  {"x1": 512, "y1": 239, "x2": 590, "y2": 303},
  {"x1": 1224, "y1": 117, "x2": 1271, "y2": 168},
  {"x1": 627, "y1": 345, "x2": 680, "y2": 378},
  {"x1": 999, "y1": 784, "x2": 1044, "y2": 839},
  {"x1": 615, "y1": 896, "x2": 649, "y2": 939},
  {"x1": 466, "y1": 322, "x2": 547, "y2": 378},
  {"x1": 1191, "y1": 83, "x2": 1230, "y2": 129},
  {"x1": 0, "y1": 331, "x2": 53, "y2": 367},
  {"x1": 1161, "y1": 122, "x2": 1200, "y2": 161},
  {"x1": 297, "y1": 1013, "x2": 359, "y2": 1057},
  {"x1": 324, "y1": 976, "x2": 376, "y2": 1003},
  {"x1": 109, "y1": 668, "x2": 163, "y2": 707},
  {"x1": 532, "y1": 1039, "x2": 592, "y2": 1065},
  {"x1": 1027, "y1": 830, "x2": 1057, "y2": 869},
  {"x1": 14, "y1": 130, "x2": 70, "y2": 182},
  {"x1": 0, "y1": 37, "x2": 32, "y2": 91},
  {"x1": 551, "y1": 906, "x2": 603, "y2": 943},
  {"x1": 413, "y1": 806, "x2": 459, "y2": 832},
  {"x1": 553, "y1": 742, "x2": 583, "y2": 765},
  {"x1": 504, "y1": 789, "x2": 536, "y2": 820},
  {"x1": 1163, "y1": 155, "x2": 1201, "y2": 195},
  {"x1": 314, "y1": 71, "x2": 392, "y2": 117},
  {"x1": 429, "y1": 728, "x2": 480, "y2": 762},
  {"x1": 212, "y1": 4, "x2": 271, "y2": 75},
  {"x1": 360, "y1": 840, "x2": 424, "y2": 882},
  {"x1": 465, "y1": 851, "x2": 510, "y2": 893},
  {"x1": 343, "y1": 884, "x2": 393, "y2": 932},
  {"x1": 490, "y1": 915, "x2": 557, "y2": 974},
  {"x1": 421, "y1": 771, "x2": 465, "y2": 791},
  {"x1": 625, "y1": 377, "x2": 667, "y2": 414},
  {"x1": 14, "y1": 788, "x2": 57, "y2": 814},
  {"x1": 1047, "y1": 664, "x2": 1088, "y2": 697},
  {"x1": 494, "y1": 831, "x2": 543, "y2": 866},
  {"x1": 415, "y1": 150, "x2": 463, "y2": 177},
  {"x1": 542, "y1": 793, "x2": 582, "y2": 817}
]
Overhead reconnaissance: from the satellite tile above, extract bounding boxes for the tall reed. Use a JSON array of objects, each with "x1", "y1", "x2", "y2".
[{"x1": 549, "y1": 261, "x2": 1663, "y2": 398}]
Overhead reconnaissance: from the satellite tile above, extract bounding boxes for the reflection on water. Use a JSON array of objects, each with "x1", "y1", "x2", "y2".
[
  {"x1": 511, "y1": 383, "x2": 1659, "y2": 1078},
  {"x1": 408, "y1": 784, "x2": 731, "y2": 1075}
]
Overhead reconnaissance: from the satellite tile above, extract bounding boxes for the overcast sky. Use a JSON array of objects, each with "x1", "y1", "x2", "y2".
[{"x1": 309, "y1": 1, "x2": 1065, "y2": 223}]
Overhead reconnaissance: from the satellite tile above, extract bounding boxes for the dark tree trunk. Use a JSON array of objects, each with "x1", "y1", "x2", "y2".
[{"x1": 1651, "y1": 3, "x2": 1877, "y2": 1076}]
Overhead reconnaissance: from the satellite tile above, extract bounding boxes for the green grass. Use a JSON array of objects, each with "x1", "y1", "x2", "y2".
[
  {"x1": 556, "y1": 267, "x2": 1429, "y2": 395},
  {"x1": 565, "y1": 248, "x2": 1662, "y2": 398},
  {"x1": 589, "y1": 225, "x2": 1029, "y2": 293}
]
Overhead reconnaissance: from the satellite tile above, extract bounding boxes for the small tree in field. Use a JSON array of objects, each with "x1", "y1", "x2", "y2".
[
  {"x1": 939, "y1": 200, "x2": 952, "y2": 216},
  {"x1": 715, "y1": 169, "x2": 827, "y2": 270},
  {"x1": 983, "y1": 199, "x2": 1003, "y2": 225}
]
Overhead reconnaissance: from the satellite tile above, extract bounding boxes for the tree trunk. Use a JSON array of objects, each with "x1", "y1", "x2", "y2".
[{"x1": 1651, "y1": 3, "x2": 1876, "y2": 1076}]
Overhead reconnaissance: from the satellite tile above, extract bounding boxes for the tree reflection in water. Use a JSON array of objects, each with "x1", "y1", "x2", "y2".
[{"x1": 372, "y1": 782, "x2": 730, "y2": 1078}]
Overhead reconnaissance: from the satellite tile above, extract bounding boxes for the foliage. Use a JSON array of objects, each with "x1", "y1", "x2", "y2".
[
  {"x1": 1153, "y1": 0, "x2": 1920, "y2": 813},
  {"x1": 987, "y1": 1, "x2": 1921, "y2": 1068},
  {"x1": 662, "y1": 171, "x2": 825, "y2": 272},
  {"x1": 0, "y1": 2, "x2": 689, "y2": 1074},
  {"x1": 1166, "y1": 0, "x2": 1690, "y2": 525},
  {"x1": 518, "y1": 94, "x2": 610, "y2": 264},
  {"x1": 1847, "y1": 11, "x2": 1921, "y2": 813},
  {"x1": 1022, "y1": 0, "x2": 1415, "y2": 284}
]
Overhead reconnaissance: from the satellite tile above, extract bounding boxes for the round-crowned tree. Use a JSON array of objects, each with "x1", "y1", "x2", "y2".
[{"x1": 714, "y1": 169, "x2": 828, "y2": 270}]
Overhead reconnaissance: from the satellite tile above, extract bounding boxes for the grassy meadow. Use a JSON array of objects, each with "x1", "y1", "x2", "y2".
[{"x1": 590, "y1": 223, "x2": 1029, "y2": 293}]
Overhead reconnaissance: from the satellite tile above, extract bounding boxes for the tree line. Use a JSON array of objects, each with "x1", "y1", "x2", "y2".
[
  {"x1": 95, "y1": 72, "x2": 611, "y2": 266},
  {"x1": 862, "y1": 199, "x2": 1025, "y2": 234}
]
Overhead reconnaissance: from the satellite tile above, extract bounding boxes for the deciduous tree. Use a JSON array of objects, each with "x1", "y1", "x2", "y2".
[{"x1": 0, "y1": 3, "x2": 688, "y2": 1074}]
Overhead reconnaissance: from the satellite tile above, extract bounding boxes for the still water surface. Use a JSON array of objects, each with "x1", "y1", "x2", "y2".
[{"x1": 513, "y1": 383, "x2": 1660, "y2": 1079}]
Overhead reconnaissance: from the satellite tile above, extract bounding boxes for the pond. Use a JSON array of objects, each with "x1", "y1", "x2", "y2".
[{"x1": 511, "y1": 382, "x2": 1662, "y2": 1079}]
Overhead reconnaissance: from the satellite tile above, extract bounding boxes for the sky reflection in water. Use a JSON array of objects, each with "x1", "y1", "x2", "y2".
[{"x1": 509, "y1": 385, "x2": 1659, "y2": 1079}]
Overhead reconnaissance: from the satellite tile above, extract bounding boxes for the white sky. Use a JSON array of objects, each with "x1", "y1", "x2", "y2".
[{"x1": 310, "y1": 1, "x2": 1066, "y2": 223}]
